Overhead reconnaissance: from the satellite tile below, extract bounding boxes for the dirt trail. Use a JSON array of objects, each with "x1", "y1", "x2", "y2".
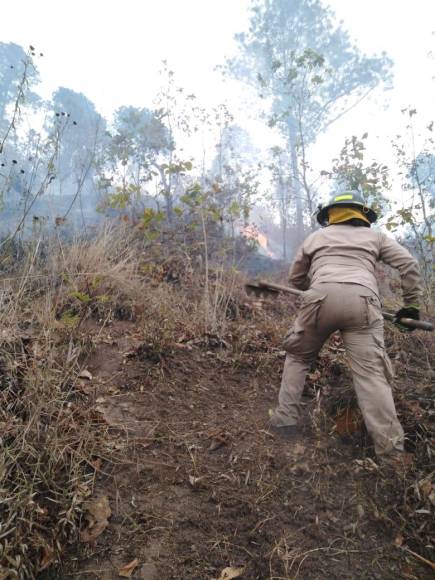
[{"x1": 59, "y1": 319, "x2": 432, "y2": 580}]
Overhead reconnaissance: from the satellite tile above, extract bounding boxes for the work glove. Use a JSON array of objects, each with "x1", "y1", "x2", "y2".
[{"x1": 394, "y1": 305, "x2": 420, "y2": 332}]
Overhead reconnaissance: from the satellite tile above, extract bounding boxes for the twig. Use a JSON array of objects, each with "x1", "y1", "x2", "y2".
[{"x1": 402, "y1": 546, "x2": 435, "y2": 571}]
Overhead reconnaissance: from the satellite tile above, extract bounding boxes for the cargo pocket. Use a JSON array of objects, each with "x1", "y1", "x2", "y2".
[
  {"x1": 361, "y1": 294, "x2": 383, "y2": 327},
  {"x1": 282, "y1": 326, "x2": 303, "y2": 352},
  {"x1": 282, "y1": 292, "x2": 326, "y2": 353},
  {"x1": 298, "y1": 292, "x2": 327, "y2": 326}
]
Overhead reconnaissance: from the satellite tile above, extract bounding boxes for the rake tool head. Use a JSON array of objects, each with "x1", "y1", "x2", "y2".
[{"x1": 245, "y1": 281, "x2": 280, "y2": 298}]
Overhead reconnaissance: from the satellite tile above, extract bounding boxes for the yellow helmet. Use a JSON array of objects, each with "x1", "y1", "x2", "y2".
[{"x1": 317, "y1": 191, "x2": 377, "y2": 226}]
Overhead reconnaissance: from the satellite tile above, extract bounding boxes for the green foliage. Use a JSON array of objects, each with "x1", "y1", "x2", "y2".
[
  {"x1": 69, "y1": 291, "x2": 91, "y2": 303},
  {"x1": 142, "y1": 207, "x2": 165, "y2": 229},
  {"x1": 179, "y1": 183, "x2": 208, "y2": 214},
  {"x1": 227, "y1": 0, "x2": 392, "y2": 238},
  {"x1": 140, "y1": 208, "x2": 165, "y2": 242},
  {"x1": 90, "y1": 275, "x2": 103, "y2": 291},
  {"x1": 162, "y1": 160, "x2": 193, "y2": 174},
  {"x1": 111, "y1": 106, "x2": 172, "y2": 157},
  {"x1": 106, "y1": 187, "x2": 134, "y2": 209},
  {"x1": 228, "y1": 200, "x2": 240, "y2": 217},
  {"x1": 96, "y1": 294, "x2": 111, "y2": 304},
  {"x1": 324, "y1": 134, "x2": 391, "y2": 215},
  {"x1": 389, "y1": 110, "x2": 434, "y2": 304},
  {"x1": 95, "y1": 105, "x2": 173, "y2": 218},
  {"x1": 229, "y1": 0, "x2": 391, "y2": 145},
  {"x1": 60, "y1": 310, "x2": 80, "y2": 327},
  {"x1": 98, "y1": 183, "x2": 145, "y2": 212},
  {"x1": 208, "y1": 121, "x2": 259, "y2": 229}
]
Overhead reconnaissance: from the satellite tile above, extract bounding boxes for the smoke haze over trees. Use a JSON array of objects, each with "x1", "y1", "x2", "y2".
[
  {"x1": 0, "y1": 0, "x2": 433, "y2": 292},
  {"x1": 227, "y1": 0, "x2": 391, "y2": 249}
]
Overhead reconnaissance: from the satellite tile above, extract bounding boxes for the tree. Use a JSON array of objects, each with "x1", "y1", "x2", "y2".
[
  {"x1": 0, "y1": 44, "x2": 50, "y2": 241},
  {"x1": 323, "y1": 133, "x2": 391, "y2": 216},
  {"x1": 388, "y1": 110, "x2": 435, "y2": 305},
  {"x1": 101, "y1": 106, "x2": 172, "y2": 216},
  {"x1": 228, "y1": 0, "x2": 391, "y2": 241},
  {"x1": 209, "y1": 120, "x2": 260, "y2": 238},
  {"x1": 152, "y1": 62, "x2": 198, "y2": 222},
  {"x1": 0, "y1": 44, "x2": 41, "y2": 214},
  {"x1": 267, "y1": 145, "x2": 294, "y2": 259},
  {"x1": 48, "y1": 88, "x2": 107, "y2": 220},
  {"x1": 100, "y1": 66, "x2": 199, "y2": 224},
  {"x1": 0, "y1": 43, "x2": 40, "y2": 137}
]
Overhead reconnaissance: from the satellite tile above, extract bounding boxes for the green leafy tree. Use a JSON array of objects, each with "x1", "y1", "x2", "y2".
[
  {"x1": 152, "y1": 62, "x2": 198, "y2": 221},
  {"x1": 101, "y1": 106, "x2": 172, "y2": 216},
  {"x1": 267, "y1": 145, "x2": 296, "y2": 259},
  {"x1": 322, "y1": 133, "x2": 391, "y2": 216},
  {"x1": 227, "y1": 0, "x2": 391, "y2": 241},
  {"x1": 209, "y1": 120, "x2": 260, "y2": 238},
  {"x1": 48, "y1": 88, "x2": 107, "y2": 219}
]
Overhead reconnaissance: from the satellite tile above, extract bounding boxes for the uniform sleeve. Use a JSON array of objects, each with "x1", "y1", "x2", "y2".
[
  {"x1": 379, "y1": 234, "x2": 423, "y2": 306},
  {"x1": 288, "y1": 243, "x2": 311, "y2": 290}
]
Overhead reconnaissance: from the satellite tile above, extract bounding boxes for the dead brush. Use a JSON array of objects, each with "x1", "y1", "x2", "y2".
[
  {"x1": 308, "y1": 324, "x2": 435, "y2": 569},
  {"x1": 47, "y1": 224, "x2": 144, "y2": 325},
  {"x1": 203, "y1": 265, "x2": 241, "y2": 334},
  {"x1": 372, "y1": 327, "x2": 435, "y2": 568},
  {"x1": 135, "y1": 270, "x2": 240, "y2": 358},
  {"x1": 0, "y1": 305, "x2": 100, "y2": 577},
  {"x1": 138, "y1": 282, "x2": 200, "y2": 358},
  {"x1": 0, "y1": 225, "x2": 147, "y2": 577},
  {"x1": 134, "y1": 262, "x2": 252, "y2": 359}
]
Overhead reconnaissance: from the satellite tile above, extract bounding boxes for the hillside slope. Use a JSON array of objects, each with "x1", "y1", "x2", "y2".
[
  {"x1": 57, "y1": 307, "x2": 434, "y2": 579},
  {"x1": 0, "y1": 235, "x2": 433, "y2": 579}
]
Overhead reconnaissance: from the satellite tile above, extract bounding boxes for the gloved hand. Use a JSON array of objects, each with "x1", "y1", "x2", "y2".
[{"x1": 394, "y1": 305, "x2": 420, "y2": 332}]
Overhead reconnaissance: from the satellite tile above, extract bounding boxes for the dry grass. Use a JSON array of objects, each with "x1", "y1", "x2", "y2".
[
  {"x1": 0, "y1": 226, "x2": 149, "y2": 577},
  {"x1": 0, "y1": 225, "x2": 433, "y2": 578},
  {"x1": 0, "y1": 225, "x2": 246, "y2": 577}
]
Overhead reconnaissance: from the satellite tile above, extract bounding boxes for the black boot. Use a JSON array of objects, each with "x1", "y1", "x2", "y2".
[{"x1": 269, "y1": 424, "x2": 299, "y2": 440}]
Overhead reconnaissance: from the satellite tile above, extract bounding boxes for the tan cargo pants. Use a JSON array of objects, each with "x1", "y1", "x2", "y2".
[{"x1": 270, "y1": 282, "x2": 404, "y2": 456}]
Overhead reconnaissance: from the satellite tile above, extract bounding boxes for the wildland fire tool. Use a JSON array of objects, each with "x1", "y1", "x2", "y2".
[{"x1": 246, "y1": 280, "x2": 434, "y2": 332}]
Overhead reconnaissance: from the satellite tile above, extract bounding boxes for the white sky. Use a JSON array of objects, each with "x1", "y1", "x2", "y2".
[
  {"x1": 0, "y1": 0, "x2": 251, "y2": 115},
  {"x1": 1, "y1": 0, "x2": 435, "y2": 203}
]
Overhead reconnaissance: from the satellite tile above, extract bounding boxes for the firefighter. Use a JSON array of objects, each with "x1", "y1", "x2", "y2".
[{"x1": 268, "y1": 191, "x2": 422, "y2": 465}]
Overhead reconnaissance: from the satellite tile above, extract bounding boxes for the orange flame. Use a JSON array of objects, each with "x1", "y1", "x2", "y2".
[{"x1": 243, "y1": 225, "x2": 273, "y2": 257}]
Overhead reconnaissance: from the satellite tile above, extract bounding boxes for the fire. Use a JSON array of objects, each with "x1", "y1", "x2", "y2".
[{"x1": 243, "y1": 225, "x2": 274, "y2": 257}]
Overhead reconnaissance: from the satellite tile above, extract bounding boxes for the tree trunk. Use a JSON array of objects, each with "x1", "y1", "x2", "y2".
[
  {"x1": 287, "y1": 118, "x2": 304, "y2": 245},
  {"x1": 281, "y1": 212, "x2": 287, "y2": 260}
]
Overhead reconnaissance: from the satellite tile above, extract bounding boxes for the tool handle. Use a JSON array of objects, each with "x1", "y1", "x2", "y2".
[
  {"x1": 381, "y1": 312, "x2": 434, "y2": 332},
  {"x1": 257, "y1": 280, "x2": 434, "y2": 332},
  {"x1": 257, "y1": 279, "x2": 303, "y2": 297}
]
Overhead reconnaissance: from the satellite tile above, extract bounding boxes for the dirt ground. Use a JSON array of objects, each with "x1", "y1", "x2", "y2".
[{"x1": 49, "y1": 309, "x2": 434, "y2": 580}]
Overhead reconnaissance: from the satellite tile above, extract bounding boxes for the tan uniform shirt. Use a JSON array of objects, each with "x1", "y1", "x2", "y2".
[{"x1": 288, "y1": 224, "x2": 422, "y2": 305}]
